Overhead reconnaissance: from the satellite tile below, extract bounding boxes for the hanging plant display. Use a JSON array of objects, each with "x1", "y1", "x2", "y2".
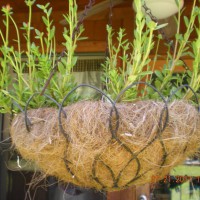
[{"x1": 0, "y1": 0, "x2": 200, "y2": 192}]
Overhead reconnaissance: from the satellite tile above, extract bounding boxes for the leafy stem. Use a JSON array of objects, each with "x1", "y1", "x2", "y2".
[
  {"x1": 25, "y1": 0, "x2": 34, "y2": 93},
  {"x1": 160, "y1": 0, "x2": 198, "y2": 91}
]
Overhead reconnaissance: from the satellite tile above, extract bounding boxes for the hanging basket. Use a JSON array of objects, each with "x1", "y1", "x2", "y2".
[{"x1": 10, "y1": 83, "x2": 200, "y2": 191}]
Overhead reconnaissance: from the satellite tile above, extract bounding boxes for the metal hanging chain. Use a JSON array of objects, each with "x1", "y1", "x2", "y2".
[
  {"x1": 73, "y1": 0, "x2": 95, "y2": 40},
  {"x1": 142, "y1": 1, "x2": 173, "y2": 47},
  {"x1": 142, "y1": 1, "x2": 189, "y2": 71},
  {"x1": 40, "y1": 0, "x2": 96, "y2": 95}
]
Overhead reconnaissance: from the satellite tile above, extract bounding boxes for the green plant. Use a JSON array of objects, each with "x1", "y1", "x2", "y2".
[
  {"x1": 0, "y1": 0, "x2": 200, "y2": 114},
  {"x1": 102, "y1": 0, "x2": 200, "y2": 102},
  {"x1": 0, "y1": 0, "x2": 84, "y2": 113}
]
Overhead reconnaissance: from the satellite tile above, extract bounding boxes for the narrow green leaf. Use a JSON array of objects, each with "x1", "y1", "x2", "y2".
[
  {"x1": 155, "y1": 70, "x2": 163, "y2": 80},
  {"x1": 35, "y1": 29, "x2": 40, "y2": 36},
  {"x1": 47, "y1": 7, "x2": 52, "y2": 17},
  {"x1": 42, "y1": 16, "x2": 48, "y2": 26},
  {"x1": 155, "y1": 23, "x2": 168, "y2": 30},
  {"x1": 139, "y1": 71, "x2": 153, "y2": 76},
  {"x1": 36, "y1": 4, "x2": 44, "y2": 10},
  {"x1": 184, "y1": 16, "x2": 189, "y2": 27}
]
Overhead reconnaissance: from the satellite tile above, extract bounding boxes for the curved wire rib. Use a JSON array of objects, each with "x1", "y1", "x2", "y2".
[
  {"x1": 12, "y1": 101, "x2": 31, "y2": 127},
  {"x1": 92, "y1": 156, "x2": 106, "y2": 189},
  {"x1": 167, "y1": 85, "x2": 200, "y2": 159},
  {"x1": 12, "y1": 101, "x2": 24, "y2": 113},
  {"x1": 167, "y1": 84, "x2": 200, "y2": 113},
  {"x1": 110, "y1": 81, "x2": 169, "y2": 186},
  {"x1": 58, "y1": 84, "x2": 120, "y2": 189},
  {"x1": 58, "y1": 84, "x2": 119, "y2": 141},
  {"x1": 24, "y1": 92, "x2": 65, "y2": 132},
  {"x1": 115, "y1": 81, "x2": 169, "y2": 132}
]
